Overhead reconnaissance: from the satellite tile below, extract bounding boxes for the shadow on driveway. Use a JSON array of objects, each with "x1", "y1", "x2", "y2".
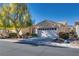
[{"x1": 15, "y1": 41, "x2": 67, "y2": 48}]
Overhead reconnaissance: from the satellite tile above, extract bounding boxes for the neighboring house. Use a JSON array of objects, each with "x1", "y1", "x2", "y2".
[
  {"x1": 75, "y1": 22, "x2": 79, "y2": 37},
  {"x1": 57, "y1": 22, "x2": 69, "y2": 33},
  {"x1": 33, "y1": 20, "x2": 69, "y2": 39},
  {"x1": 68, "y1": 25, "x2": 76, "y2": 38},
  {"x1": 68, "y1": 25, "x2": 76, "y2": 33}
]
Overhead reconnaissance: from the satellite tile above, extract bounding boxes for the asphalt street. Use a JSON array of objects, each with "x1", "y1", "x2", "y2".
[{"x1": 0, "y1": 41, "x2": 79, "y2": 56}]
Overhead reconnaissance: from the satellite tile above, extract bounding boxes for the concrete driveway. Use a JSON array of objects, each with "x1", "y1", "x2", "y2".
[{"x1": 0, "y1": 41, "x2": 79, "y2": 56}]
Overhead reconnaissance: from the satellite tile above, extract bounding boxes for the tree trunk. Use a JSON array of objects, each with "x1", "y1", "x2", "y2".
[
  {"x1": 17, "y1": 33, "x2": 20, "y2": 38},
  {"x1": 16, "y1": 29, "x2": 21, "y2": 38}
]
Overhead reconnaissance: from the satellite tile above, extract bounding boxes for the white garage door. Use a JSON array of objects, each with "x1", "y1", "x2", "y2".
[{"x1": 37, "y1": 28, "x2": 58, "y2": 39}]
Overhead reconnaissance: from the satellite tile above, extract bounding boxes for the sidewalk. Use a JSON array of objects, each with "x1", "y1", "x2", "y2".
[
  {"x1": 0, "y1": 39, "x2": 23, "y2": 42},
  {"x1": 0, "y1": 39, "x2": 79, "y2": 49},
  {"x1": 45, "y1": 42, "x2": 79, "y2": 49}
]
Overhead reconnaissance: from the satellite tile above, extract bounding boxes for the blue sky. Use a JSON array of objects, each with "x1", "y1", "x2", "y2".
[
  {"x1": 27, "y1": 3, "x2": 79, "y2": 25},
  {"x1": 0, "y1": 3, "x2": 79, "y2": 25}
]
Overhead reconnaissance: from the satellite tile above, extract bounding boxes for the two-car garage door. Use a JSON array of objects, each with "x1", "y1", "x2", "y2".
[{"x1": 36, "y1": 28, "x2": 59, "y2": 39}]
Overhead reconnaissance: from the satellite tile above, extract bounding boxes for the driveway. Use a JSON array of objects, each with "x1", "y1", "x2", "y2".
[{"x1": 0, "y1": 41, "x2": 79, "y2": 56}]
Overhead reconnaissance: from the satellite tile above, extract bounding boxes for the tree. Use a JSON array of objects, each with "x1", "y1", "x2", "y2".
[
  {"x1": 0, "y1": 4, "x2": 11, "y2": 30},
  {"x1": 9, "y1": 3, "x2": 32, "y2": 38},
  {"x1": 0, "y1": 3, "x2": 32, "y2": 38}
]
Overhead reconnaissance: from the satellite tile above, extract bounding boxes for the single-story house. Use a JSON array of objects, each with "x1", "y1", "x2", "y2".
[{"x1": 32, "y1": 20, "x2": 69, "y2": 39}]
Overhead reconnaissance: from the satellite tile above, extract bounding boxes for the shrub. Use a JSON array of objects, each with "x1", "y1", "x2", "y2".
[
  {"x1": 74, "y1": 34, "x2": 78, "y2": 38},
  {"x1": 26, "y1": 32, "x2": 30, "y2": 36},
  {"x1": 59, "y1": 32, "x2": 69, "y2": 39},
  {"x1": 9, "y1": 33, "x2": 17, "y2": 38},
  {"x1": 22, "y1": 32, "x2": 30, "y2": 38},
  {"x1": 31, "y1": 33, "x2": 38, "y2": 37}
]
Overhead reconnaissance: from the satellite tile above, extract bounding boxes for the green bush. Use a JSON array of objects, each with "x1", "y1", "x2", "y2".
[
  {"x1": 74, "y1": 34, "x2": 78, "y2": 38},
  {"x1": 31, "y1": 33, "x2": 38, "y2": 37},
  {"x1": 59, "y1": 32, "x2": 69, "y2": 39},
  {"x1": 9, "y1": 33, "x2": 17, "y2": 38}
]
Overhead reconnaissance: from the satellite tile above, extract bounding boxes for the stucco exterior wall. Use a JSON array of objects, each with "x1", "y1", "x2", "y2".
[{"x1": 75, "y1": 25, "x2": 79, "y2": 37}]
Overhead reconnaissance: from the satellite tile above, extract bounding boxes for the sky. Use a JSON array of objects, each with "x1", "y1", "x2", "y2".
[
  {"x1": 27, "y1": 3, "x2": 79, "y2": 25},
  {"x1": 0, "y1": 3, "x2": 79, "y2": 25}
]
